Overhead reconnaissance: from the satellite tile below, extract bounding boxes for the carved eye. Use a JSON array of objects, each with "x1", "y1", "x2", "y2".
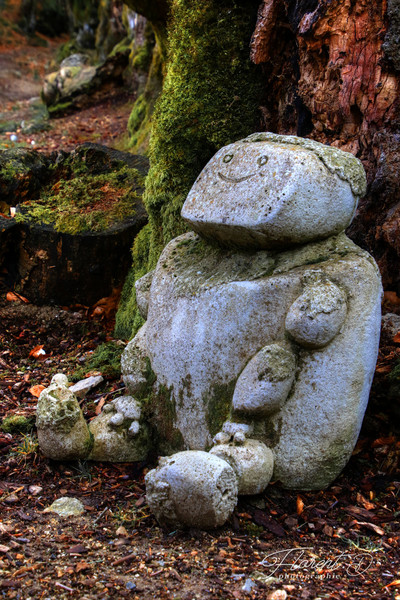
[
  {"x1": 223, "y1": 154, "x2": 233, "y2": 163},
  {"x1": 258, "y1": 155, "x2": 268, "y2": 166}
]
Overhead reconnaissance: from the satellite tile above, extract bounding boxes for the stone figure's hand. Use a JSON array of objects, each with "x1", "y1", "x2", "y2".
[
  {"x1": 285, "y1": 279, "x2": 347, "y2": 349},
  {"x1": 232, "y1": 343, "x2": 296, "y2": 415}
]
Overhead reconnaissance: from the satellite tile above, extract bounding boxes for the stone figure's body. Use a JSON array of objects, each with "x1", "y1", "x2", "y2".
[
  {"x1": 36, "y1": 133, "x2": 382, "y2": 527},
  {"x1": 123, "y1": 133, "x2": 382, "y2": 492}
]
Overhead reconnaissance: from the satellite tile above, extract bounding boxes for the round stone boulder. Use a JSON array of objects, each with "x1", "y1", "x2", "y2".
[{"x1": 145, "y1": 451, "x2": 238, "y2": 529}]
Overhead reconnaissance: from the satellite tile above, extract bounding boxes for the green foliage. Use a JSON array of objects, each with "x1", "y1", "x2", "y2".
[
  {"x1": 72, "y1": 341, "x2": 124, "y2": 381},
  {"x1": 15, "y1": 167, "x2": 144, "y2": 234},
  {"x1": 1, "y1": 414, "x2": 34, "y2": 434},
  {"x1": 11, "y1": 434, "x2": 39, "y2": 461},
  {"x1": 116, "y1": 0, "x2": 262, "y2": 338},
  {"x1": 114, "y1": 223, "x2": 151, "y2": 338}
]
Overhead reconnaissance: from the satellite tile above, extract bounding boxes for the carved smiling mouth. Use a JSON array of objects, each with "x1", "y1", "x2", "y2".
[{"x1": 218, "y1": 172, "x2": 257, "y2": 183}]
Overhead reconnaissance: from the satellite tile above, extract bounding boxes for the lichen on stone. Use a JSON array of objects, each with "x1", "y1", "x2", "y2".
[
  {"x1": 242, "y1": 132, "x2": 367, "y2": 197},
  {"x1": 36, "y1": 386, "x2": 81, "y2": 433}
]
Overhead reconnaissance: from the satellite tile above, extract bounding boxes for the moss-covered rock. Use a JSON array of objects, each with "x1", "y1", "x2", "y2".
[{"x1": 115, "y1": 0, "x2": 263, "y2": 338}]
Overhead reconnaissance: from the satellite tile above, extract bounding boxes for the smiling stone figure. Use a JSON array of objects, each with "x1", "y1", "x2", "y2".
[
  {"x1": 37, "y1": 133, "x2": 382, "y2": 529},
  {"x1": 127, "y1": 132, "x2": 382, "y2": 527}
]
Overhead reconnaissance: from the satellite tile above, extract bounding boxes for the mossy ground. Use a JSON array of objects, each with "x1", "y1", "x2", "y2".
[
  {"x1": 15, "y1": 166, "x2": 144, "y2": 234},
  {"x1": 115, "y1": 0, "x2": 263, "y2": 339},
  {"x1": 1, "y1": 414, "x2": 35, "y2": 434},
  {"x1": 71, "y1": 341, "x2": 124, "y2": 381}
]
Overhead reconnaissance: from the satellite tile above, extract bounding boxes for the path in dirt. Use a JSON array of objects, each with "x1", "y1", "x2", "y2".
[{"x1": 0, "y1": 35, "x2": 132, "y2": 153}]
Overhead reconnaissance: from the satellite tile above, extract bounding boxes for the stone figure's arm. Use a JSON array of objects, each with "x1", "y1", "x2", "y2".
[
  {"x1": 121, "y1": 322, "x2": 151, "y2": 396},
  {"x1": 285, "y1": 279, "x2": 347, "y2": 349},
  {"x1": 135, "y1": 270, "x2": 155, "y2": 320},
  {"x1": 232, "y1": 343, "x2": 296, "y2": 416}
]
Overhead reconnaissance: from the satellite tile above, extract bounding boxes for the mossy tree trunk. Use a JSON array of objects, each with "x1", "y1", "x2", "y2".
[
  {"x1": 117, "y1": 0, "x2": 400, "y2": 339},
  {"x1": 115, "y1": 0, "x2": 264, "y2": 338}
]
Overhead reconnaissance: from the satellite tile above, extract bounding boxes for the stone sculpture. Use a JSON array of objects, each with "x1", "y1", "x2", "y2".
[{"x1": 36, "y1": 133, "x2": 382, "y2": 529}]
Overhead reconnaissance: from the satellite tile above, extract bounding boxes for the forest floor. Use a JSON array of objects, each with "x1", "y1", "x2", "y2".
[{"x1": 0, "y1": 24, "x2": 399, "y2": 600}]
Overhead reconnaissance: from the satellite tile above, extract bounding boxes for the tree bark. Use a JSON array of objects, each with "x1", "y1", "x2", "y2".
[{"x1": 251, "y1": 0, "x2": 400, "y2": 294}]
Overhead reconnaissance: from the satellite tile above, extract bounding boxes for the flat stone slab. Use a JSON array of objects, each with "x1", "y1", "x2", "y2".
[
  {"x1": 44, "y1": 497, "x2": 85, "y2": 517},
  {"x1": 70, "y1": 375, "x2": 104, "y2": 398}
]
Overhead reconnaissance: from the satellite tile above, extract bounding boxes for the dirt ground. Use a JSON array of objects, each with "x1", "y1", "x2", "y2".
[{"x1": 0, "y1": 22, "x2": 399, "y2": 600}]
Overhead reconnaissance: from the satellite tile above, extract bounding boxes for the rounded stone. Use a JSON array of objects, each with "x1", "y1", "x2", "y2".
[
  {"x1": 182, "y1": 134, "x2": 365, "y2": 250},
  {"x1": 285, "y1": 280, "x2": 347, "y2": 348},
  {"x1": 145, "y1": 451, "x2": 238, "y2": 529},
  {"x1": 210, "y1": 440, "x2": 274, "y2": 495},
  {"x1": 51, "y1": 373, "x2": 69, "y2": 387}
]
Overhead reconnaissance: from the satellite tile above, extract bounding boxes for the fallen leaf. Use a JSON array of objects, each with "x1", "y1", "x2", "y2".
[
  {"x1": 6, "y1": 292, "x2": 29, "y2": 303},
  {"x1": 29, "y1": 345, "x2": 46, "y2": 359},
  {"x1": 66, "y1": 544, "x2": 88, "y2": 554},
  {"x1": 268, "y1": 590, "x2": 287, "y2": 600},
  {"x1": 28, "y1": 384, "x2": 45, "y2": 397},
  {"x1": 356, "y1": 492, "x2": 375, "y2": 511},
  {"x1": 385, "y1": 580, "x2": 400, "y2": 588},
  {"x1": 75, "y1": 561, "x2": 90, "y2": 573},
  {"x1": 372, "y1": 437, "x2": 396, "y2": 447},
  {"x1": 384, "y1": 291, "x2": 400, "y2": 305},
  {"x1": 253, "y1": 510, "x2": 285, "y2": 537},
  {"x1": 95, "y1": 397, "x2": 105, "y2": 415},
  {"x1": 0, "y1": 545, "x2": 10, "y2": 553},
  {"x1": 296, "y1": 495, "x2": 304, "y2": 516},
  {"x1": 357, "y1": 521, "x2": 385, "y2": 536}
]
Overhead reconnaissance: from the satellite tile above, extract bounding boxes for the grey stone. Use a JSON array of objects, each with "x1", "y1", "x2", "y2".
[
  {"x1": 51, "y1": 373, "x2": 69, "y2": 386},
  {"x1": 232, "y1": 343, "x2": 296, "y2": 414},
  {"x1": 145, "y1": 451, "x2": 238, "y2": 529},
  {"x1": 181, "y1": 133, "x2": 366, "y2": 250},
  {"x1": 44, "y1": 497, "x2": 85, "y2": 517},
  {"x1": 382, "y1": 312, "x2": 400, "y2": 338},
  {"x1": 210, "y1": 440, "x2": 274, "y2": 495},
  {"x1": 121, "y1": 324, "x2": 150, "y2": 396},
  {"x1": 113, "y1": 396, "x2": 141, "y2": 420},
  {"x1": 88, "y1": 396, "x2": 149, "y2": 462},
  {"x1": 69, "y1": 375, "x2": 103, "y2": 398},
  {"x1": 122, "y1": 134, "x2": 382, "y2": 494},
  {"x1": 60, "y1": 53, "x2": 90, "y2": 68},
  {"x1": 36, "y1": 381, "x2": 92, "y2": 460},
  {"x1": 135, "y1": 270, "x2": 155, "y2": 319}
]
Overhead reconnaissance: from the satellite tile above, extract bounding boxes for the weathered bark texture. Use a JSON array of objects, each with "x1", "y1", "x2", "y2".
[{"x1": 251, "y1": 0, "x2": 400, "y2": 294}]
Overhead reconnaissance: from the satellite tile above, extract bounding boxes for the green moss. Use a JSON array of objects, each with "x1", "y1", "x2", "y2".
[
  {"x1": 127, "y1": 36, "x2": 164, "y2": 153},
  {"x1": 15, "y1": 167, "x2": 144, "y2": 234},
  {"x1": 151, "y1": 383, "x2": 185, "y2": 455},
  {"x1": 47, "y1": 100, "x2": 74, "y2": 115},
  {"x1": 1, "y1": 415, "x2": 34, "y2": 434},
  {"x1": 205, "y1": 380, "x2": 236, "y2": 439},
  {"x1": 72, "y1": 341, "x2": 124, "y2": 381},
  {"x1": 116, "y1": 0, "x2": 263, "y2": 338},
  {"x1": 114, "y1": 224, "x2": 151, "y2": 338}
]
